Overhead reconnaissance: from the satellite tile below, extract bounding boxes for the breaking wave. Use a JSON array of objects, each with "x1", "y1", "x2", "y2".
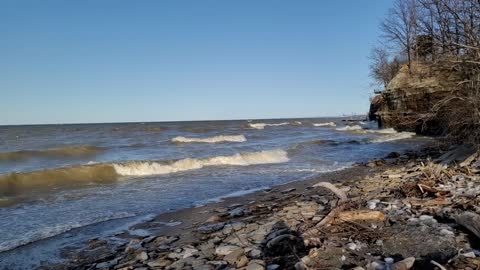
[
  {"x1": 0, "y1": 145, "x2": 102, "y2": 162},
  {"x1": 313, "y1": 122, "x2": 336, "y2": 127},
  {"x1": 366, "y1": 128, "x2": 398, "y2": 134},
  {"x1": 172, "y1": 135, "x2": 246, "y2": 144},
  {"x1": 113, "y1": 149, "x2": 289, "y2": 176},
  {"x1": 335, "y1": 125, "x2": 363, "y2": 131},
  {"x1": 370, "y1": 132, "x2": 416, "y2": 143},
  {"x1": 0, "y1": 150, "x2": 288, "y2": 196},
  {"x1": 0, "y1": 164, "x2": 119, "y2": 196},
  {"x1": 248, "y1": 122, "x2": 289, "y2": 129}
]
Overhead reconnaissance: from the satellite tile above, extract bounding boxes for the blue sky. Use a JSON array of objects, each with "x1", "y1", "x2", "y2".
[{"x1": 1, "y1": 0, "x2": 392, "y2": 125}]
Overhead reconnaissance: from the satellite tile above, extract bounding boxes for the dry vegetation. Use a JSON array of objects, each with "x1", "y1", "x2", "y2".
[{"x1": 370, "y1": 0, "x2": 480, "y2": 145}]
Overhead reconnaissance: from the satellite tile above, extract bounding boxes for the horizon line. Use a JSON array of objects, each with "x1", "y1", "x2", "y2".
[{"x1": 0, "y1": 114, "x2": 367, "y2": 127}]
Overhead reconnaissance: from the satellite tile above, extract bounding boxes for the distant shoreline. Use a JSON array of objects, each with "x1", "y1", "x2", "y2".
[{"x1": 0, "y1": 115, "x2": 366, "y2": 127}]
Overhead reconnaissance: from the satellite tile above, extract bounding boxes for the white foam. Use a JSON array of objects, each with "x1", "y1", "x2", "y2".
[
  {"x1": 248, "y1": 122, "x2": 289, "y2": 129},
  {"x1": 113, "y1": 149, "x2": 289, "y2": 176},
  {"x1": 313, "y1": 122, "x2": 336, "y2": 127},
  {"x1": 366, "y1": 128, "x2": 398, "y2": 134},
  {"x1": 172, "y1": 135, "x2": 246, "y2": 143},
  {"x1": 335, "y1": 125, "x2": 363, "y2": 131},
  {"x1": 370, "y1": 132, "x2": 416, "y2": 143}
]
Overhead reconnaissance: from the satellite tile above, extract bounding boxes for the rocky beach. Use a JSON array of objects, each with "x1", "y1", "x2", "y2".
[{"x1": 39, "y1": 144, "x2": 480, "y2": 270}]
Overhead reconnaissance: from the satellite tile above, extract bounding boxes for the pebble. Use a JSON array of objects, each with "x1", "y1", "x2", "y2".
[
  {"x1": 419, "y1": 215, "x2": 438, "y2": 225},
  {"x1": 198, "y1": 223, "x2": 225, "y2": 233},
  {"x1": 229, "y1": 207, "x2": 245, "y2": 217},
  {"x1": 391, "y1": 257, "x2": 415, "y2": 270},
  {"x1": 439, "y1": 228, "x2": 454, "y2": 236},
  {"x1": 223, "y1": 247, "x2": 244, "y2": 264},
  {"x1": 347, "y1": 242, "x2": 358, "y2": 251},
  {"x1": 183, "y1": 247, "x2": 199, "y2": 258},
  {"x1": 247, "y1": 260, "x2": 266, "y2": 270},
  {"x1": 215, "y1": 245, "x2": 240, "y2": 256},
  {"x1": 136, "y1": 251, "x2": 148, "y2": 261},
  {"x1": 249, "y1": 248, "x2": 262, "y2": 258},
  {"x1": 462, "y1": 251, "x2": 476, "y2": 258},
  {"x1": 206, "y1": 215, "x2": 222, "y2": 223},
  {"x1": 367, "y1": 199, "x2": 380, "y2": 209}
]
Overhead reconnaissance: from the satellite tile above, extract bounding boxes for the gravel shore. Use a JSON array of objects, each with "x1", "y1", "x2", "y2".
[{"x1": 46, "y1": 145, "x2": 480, "y2": 270}]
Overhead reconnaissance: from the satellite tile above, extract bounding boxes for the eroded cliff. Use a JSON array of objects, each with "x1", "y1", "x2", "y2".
[{"x1": 369, "y1": 62, "x2": 462, "y2": 135}]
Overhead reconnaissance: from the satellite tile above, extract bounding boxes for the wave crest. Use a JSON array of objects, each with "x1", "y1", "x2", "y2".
[
  {"x1": 0, "y1": 164, "x2": 118, "y2": 196},
  {"x1": 0, "y1": 150, "x2": 288, "y2": 196},
  {"x1": 113, "y1": 149, "x2": 289, "y2": 176},
  {"x1": 335, "y1": 125, "x2": 363, "y2": 131},
  {"x1": 172, "y1": 135, "x2": 246, "y2": 144},
  {"x1": 313, "y1": 122, "x2": 336, "y2": 127},
  {"x1": 366, "y1": 128, "x2": 398, "y2": 134},
  {"x1": 370, "y1": 132, "x2": 416, "y2": 143},
  {"x1": 0, "y1": 145, "x2": 102, "y2": 162},
  {"x1": 248, "y1": 122, "x2": 289, "y2": 129}
]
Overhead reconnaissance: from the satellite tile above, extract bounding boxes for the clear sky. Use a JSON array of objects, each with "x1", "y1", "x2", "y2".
[{"x1": 1, "y1": 0, "x2": 392, "y2": 125}]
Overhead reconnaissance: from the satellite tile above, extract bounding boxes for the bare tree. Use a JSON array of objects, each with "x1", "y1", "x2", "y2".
[
  {"x1": 380, "y1": 0, "x2": 418, "y2": 72},
  {"x1": 369, "y1": 47, "x2": 402, "y2": 88}
]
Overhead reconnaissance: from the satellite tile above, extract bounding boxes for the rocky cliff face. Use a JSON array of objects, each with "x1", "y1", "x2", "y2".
[{"x1": 369, "y1": 62, "x2": 460, "y2": 135}]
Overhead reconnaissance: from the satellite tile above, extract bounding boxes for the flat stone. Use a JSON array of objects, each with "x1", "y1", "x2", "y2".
[
  {"x1": 183, "y1": 247, "x2": 199, "y2": 258},
  {"x1": 154, "y1": 235, "x2": 179, "y2": 245},
  {"x1": 206, "y1": 215, "x2": 222, "y2": 223},
  {"x1": 232, "y1": 221, "x2": 246, "y2": 231},
  {"x1": 215, "y1": 245, "x2": 240, "y2": 256},
  {"x1": 229, "y1": 207, "x2": 245, "y2": 217},
  {"x1": 237, "y1": 255, "x2": 249, "y2": 267},
  {"x1": 224, "y1": 247, "x2": 244, "y2": 265},
  {"x1": 193, "y1": 265, "x2": 214, "y2": 270},
  {"x1": 198, "y1": 223, "x2": 225, "y2": 233},
  {"x1": 96, "y1": 257, "x2": 120, "y2": 269},
  {"x1": 249, "y1": 248, "x2": 262, "y2": 258},
  {"x1": 147, "y1": 258, "x2": 172, "y2": 267},
  {"x1": 136, "y1": 251, "x2": 148, "y2": 261},
  {"x1": 247, "y1": 261, "x2": 266, "y2": 270}
]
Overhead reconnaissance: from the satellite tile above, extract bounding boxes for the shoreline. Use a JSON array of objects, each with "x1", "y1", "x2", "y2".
[
  {"x1": 42, "y1": 149, "x2": 422, "y2": 270},
  {"x1": 0, "y1": 162, "x2": 364, "y2": 269},
  {"x1": 47, "y1": 144, "x2": 480, "y2": 270}
]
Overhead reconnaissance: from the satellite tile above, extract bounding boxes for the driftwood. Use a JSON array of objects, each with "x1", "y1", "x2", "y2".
[
  {"x1": 455, "y1": 211, "x2": 480, "y2": 239},
  {"x1": 312, "y1": 182, "x2": 347, "y2": 203},
  {"x1": 408, "y1": 198, "x2": 451, "y2": 207},
  {"x1": 312, "y1": 182, "x2": 348, "y2": 227},
  {"x1": 430, "y1": 260, "x2": 447, "y2": 270},
  {"x1": 316, "y1": 205, "x2": 345, "y2": 227},
  {"x1": 335, "y1": 210, "x2": 385, "y2": 223}
]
